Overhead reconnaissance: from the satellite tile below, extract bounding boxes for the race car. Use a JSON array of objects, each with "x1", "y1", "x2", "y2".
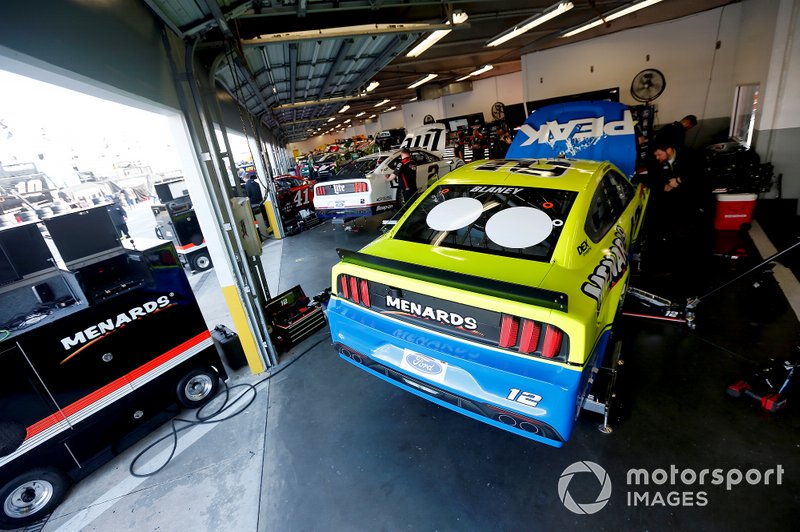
[
  {"x1": 326, "y1": 101, "x2": 648, "y2": 447},
  {"x1": 312, "y1": 124, "x2": 464, "y2": 219},
  {"x1": 274, "y1": 174, "x2": 315, "y2": 212}
]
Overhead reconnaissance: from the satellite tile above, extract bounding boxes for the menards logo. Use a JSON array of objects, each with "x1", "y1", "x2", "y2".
[
  {"x1": 385, "y1": 295, "x2": 478, "y2": 330},
  {"x1": 60, "y1": 295, "x2": 171, "y2": 353}
]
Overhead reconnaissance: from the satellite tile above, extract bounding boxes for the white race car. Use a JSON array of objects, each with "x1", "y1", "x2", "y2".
[{"x1": 313, "y1": 124, "x2": 463, "y2": 218}]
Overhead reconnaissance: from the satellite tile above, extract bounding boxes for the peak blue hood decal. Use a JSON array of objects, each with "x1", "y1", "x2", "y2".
[{"x1": 506, "y1": 101, "x2": 637, "y2": 177}]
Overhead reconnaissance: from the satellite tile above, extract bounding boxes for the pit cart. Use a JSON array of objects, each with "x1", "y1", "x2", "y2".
[
  {"x1": 0, "y1": 207, "x2": 227, "y2": 528},
  {"x1": 152, "y1": 179, "x2": 212, "y2": 272}
]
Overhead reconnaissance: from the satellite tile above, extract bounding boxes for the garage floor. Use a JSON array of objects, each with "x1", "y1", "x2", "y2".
[{"x1": 32, "y1": 217, "x2": 799, "y2": 531}]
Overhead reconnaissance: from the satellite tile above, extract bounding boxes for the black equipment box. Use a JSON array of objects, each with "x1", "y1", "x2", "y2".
[
  {"x1": 211, "y1": 324, "x2": 248, "y2": 370},
  {"x1": 264, "y1": 285, "x2": 327, "y2": 354}
]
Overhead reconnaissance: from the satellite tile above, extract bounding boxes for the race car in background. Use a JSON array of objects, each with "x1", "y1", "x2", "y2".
[
  {"x1": 274, "y1": 174, "x2": 315, "y2": 211},
  {"x1": 312, "y1": 124, "x2": 464, "y2": 219},
  {"x1": 326, "y1": 101, "x2": 648, "y2": 447}
]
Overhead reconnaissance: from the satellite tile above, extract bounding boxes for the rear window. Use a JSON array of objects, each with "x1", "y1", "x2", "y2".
[
  {"x1": 393, "y1": 184, "x2": 577, "y2": 262},
  {"x1": 338, "y1": 156, "x2": 388, "y2": 175}
]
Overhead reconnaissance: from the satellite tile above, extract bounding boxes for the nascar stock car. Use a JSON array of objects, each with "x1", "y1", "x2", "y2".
[
  {"x1": 312, "y1": 124, "x2": 465, "y2": 219},
  {"x1": 325, "y1": 101, "x2": 649, "y2": 447}
]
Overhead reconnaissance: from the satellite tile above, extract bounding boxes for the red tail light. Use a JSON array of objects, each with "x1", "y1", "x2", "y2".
[
  {"x1": 499, "y1": 314, "x2": 567, "y2": 360},
  {"x1": 518, "y1": 319, "x2": 542, "y2": 354},
  {"x1": 337, "y1": 274, "x2": 371, "y2": 308},
  {"x1": 541, "y1": 325, "x2": 564, "y2": 358},
  {"x1": 349, "y1": 277, "x2": 359, "y2": 304},
  {"x1": 499, "y1": 315, "x2": 519, "y2": 348},
  {"x1": 354, "y1": 182, "x2": 369, "y2": 193},
  {"x1": 316, "y1": 186, "x2": 326, "y2": 196}
]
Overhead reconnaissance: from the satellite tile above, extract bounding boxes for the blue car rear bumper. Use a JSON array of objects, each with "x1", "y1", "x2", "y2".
[{"x1": 327, "y1": 297, "x2": 605, "y2": 447}]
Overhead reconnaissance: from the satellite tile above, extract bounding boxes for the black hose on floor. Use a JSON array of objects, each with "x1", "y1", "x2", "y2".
[{"x1": 129, "y1": 335, "x2": 330, "y2": 478}]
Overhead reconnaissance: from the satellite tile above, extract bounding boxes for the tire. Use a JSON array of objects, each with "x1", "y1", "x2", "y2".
[
  {"x1": 0, "y1": 468, "x2": 68, "y2": 529},
  {"x1": 175, "y1": 368, "x2": 219, "y2": 409},
  {"x1": 190, "y1": 250, "x2": 212, "y2": 272}
]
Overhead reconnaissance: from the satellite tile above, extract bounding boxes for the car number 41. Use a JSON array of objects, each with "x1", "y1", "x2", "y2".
[{"x1": 507, "y1": 388, "x2": 542, "y2": 407}]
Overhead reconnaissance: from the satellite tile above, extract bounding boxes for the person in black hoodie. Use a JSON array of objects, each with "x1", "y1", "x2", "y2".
[
  {"x1": 107, "y1": 197, "x2": 129, "y2": 239},
  {"x1": 390, "y1": 148, "x2": 417, "y2": 206}
]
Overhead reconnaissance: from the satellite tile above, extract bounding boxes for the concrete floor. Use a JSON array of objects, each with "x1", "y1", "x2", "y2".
[{"x1": 30, "y1": 218, "x2": 800, "y2": 531}]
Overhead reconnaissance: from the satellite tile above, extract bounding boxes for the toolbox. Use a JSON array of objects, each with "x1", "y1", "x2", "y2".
[{"x1": 211, "y1": 324, "x2": 248, "y2": 370}]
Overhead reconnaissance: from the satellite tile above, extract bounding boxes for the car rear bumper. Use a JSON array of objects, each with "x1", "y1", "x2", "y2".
[{"x1": 327, "y1": 297, "x2": 587, "y2": 446}]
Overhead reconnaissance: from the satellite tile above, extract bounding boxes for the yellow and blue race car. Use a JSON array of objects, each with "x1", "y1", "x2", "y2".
[{"x1": 327, "y1": 101, "x2": 648, "y2": 447}]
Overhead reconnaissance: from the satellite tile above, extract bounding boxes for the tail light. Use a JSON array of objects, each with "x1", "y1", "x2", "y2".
[
  {"x1": 337, "y1": 274, "x2": 371, "y2": 308},
  {"x1": 354, "y1": 182, "x2": 369, "y2": 193},
  {"x1": 316, "y1": 186, "x2": 326, "y2": 196},
  {"x1": 499, "y1": 314, "x2": 567, "y2": 360}
]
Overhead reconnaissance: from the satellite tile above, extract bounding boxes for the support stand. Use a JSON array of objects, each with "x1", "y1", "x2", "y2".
[{"x1": 624, "y1": 237, "x2": 800, "y2": 329}]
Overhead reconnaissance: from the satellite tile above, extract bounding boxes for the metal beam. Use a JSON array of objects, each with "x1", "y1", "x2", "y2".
[
  {"x1": 318, "y1": 38, "x2": 354, "y2": 97},
  {"x1": 240, "y1": 22, "x2": 468, "y2": 45},
  {"x1": 289, "y1": 43, "x2": 298, "y2": 103},
  {"x1": 344, "y1": 34, "x2": 411, "y2": 94}
]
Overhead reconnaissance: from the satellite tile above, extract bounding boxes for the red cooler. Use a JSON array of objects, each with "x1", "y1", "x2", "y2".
[{"x1": 714, "y1": 193, "x2": 757, "y2": 230}]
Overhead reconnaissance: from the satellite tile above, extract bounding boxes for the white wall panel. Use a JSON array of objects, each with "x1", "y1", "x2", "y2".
[{"x1": 521, "y1": 7, "x2": 742, "y2": 126}]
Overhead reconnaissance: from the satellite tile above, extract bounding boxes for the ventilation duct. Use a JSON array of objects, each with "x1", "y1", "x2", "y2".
[{"x1": 417, "y1": 81, "x2": 472, "y2": 100}]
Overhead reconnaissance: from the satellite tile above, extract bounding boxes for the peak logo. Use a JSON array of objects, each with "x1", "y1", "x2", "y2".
[{"x1": 517, "y1": 110, "x2": 634, "y2": 150}]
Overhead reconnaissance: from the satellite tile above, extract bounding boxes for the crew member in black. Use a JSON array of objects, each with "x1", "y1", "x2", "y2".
[
  {"x1": 644, "y1": 140, "x2": 710, "y2": 293},
  {"x1": 107, "y1": 196, "x2": 130, "y2": 239},
  {"x1": 244, "y1": 172, "x2": 264, "y2": 211},
  {"x1": 390, "y1": 148, "x2": 417, "y2": 205}
]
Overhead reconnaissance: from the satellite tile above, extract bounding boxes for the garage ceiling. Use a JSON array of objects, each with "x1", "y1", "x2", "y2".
[{"x1": 143, "y1": 0, "x2": 735, "y2": 142}]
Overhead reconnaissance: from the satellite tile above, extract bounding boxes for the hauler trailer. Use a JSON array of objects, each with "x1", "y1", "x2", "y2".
[
  {"x1": 0, "y1": 205, "x2": 227, "y2": 528},
  {"x1": 151, "y1": 179, "x2": 212, "y2": 272}
]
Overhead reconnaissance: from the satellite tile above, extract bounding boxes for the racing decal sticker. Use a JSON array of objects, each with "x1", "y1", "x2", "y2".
[
  {"x1": 507, "y1": 388, "x2": 543, "y2": 408},
  {"x1": 581, "y1": 226, "x2": 628, "y2": 312},
  {"x1": 577, "y1": 240, "x2": 591, "y2": 256},
  {"x1": 385, "y1": 295, "x2": 479, "y2": 330},
  {"x1": 506, "y1": 101, "x2": 637, "y2": 177},
  {"x1": 60, "y1": 295, "x2": 174, "y2": 360}
]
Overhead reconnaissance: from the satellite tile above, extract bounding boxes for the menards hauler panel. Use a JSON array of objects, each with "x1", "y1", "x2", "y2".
[{"x1": 0, "y1": 207, "x2": 226, "y2": 529}]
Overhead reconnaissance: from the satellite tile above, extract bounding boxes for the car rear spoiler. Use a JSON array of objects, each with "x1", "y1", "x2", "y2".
[{"x1": 336, "y1": 248, "x2": 568, "y2": 312}]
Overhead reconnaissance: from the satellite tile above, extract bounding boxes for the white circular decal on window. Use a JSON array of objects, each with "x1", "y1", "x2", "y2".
[
  {"x1": 426, "y1": 197, "x2": 483, "y2": 232},
  {"x1": 485, "y1": 207, "x2": 553, "y2": 248}
]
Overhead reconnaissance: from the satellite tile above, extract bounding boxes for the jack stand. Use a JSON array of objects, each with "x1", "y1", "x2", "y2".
[
  {"x1": 622, "y1": 287, "x2": 694, "y2": 328},
  {"x1": 581, "y1": 340, "x2": 624, "y2": 434}
]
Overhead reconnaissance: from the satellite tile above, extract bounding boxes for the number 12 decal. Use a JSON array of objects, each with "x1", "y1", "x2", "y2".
[{"x1": 507, "y1": 388, "x2": 542, "y2": 407}]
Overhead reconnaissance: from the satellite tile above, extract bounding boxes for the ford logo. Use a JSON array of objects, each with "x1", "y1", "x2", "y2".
[{"x1": 405, "y1": 353, "x2": 443, "y2": 375}]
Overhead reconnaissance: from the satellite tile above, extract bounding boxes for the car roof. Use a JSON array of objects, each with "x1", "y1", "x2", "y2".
[{"x1": 437, "y1": 158, "x2": 608, "y2": 192}]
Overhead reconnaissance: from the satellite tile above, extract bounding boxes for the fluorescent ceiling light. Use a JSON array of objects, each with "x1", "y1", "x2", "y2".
[
  {"x1": 374, "y1": 99, "x2": 390, "y2": 107},
  {"x1": 408, "y1": 73, "x2": 438, "y2": 89},
  {"x1": 356, "y1": 111, "x2": 366, "y2": 117},
  {"x1": 384, "y1": 106, "x2": 397, "y2": 112},
  {"x1": 338, "y1": 104, "x2": 350, "y2": 113},
  {"x1": 327, "y1": 117, "x2": 335, "y2": 122},
  {"x1": 409, "y1": 97, "x2": 418, "y2": 102},
  {"x1": 344, "y1": 118, "x2": 351, "y2": 123},
  {"x1": 369, "y1": 114, "x2": 376, "y2": 118},
  {"x1": 487, "y1": 2, "x2": 573, "y2": 47},
  {"x1": 366, "y1": 81, "x2": 380, "y2": 92},
  {"x1": 456, "y1": 64, "x2": 494, "y2": 82},
  {"x1": 562, "y1": 0, "x2": 663, "y2": 38},
  {"x1": 406, "y1": 11, "x2": 468, "y2": 58}
]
